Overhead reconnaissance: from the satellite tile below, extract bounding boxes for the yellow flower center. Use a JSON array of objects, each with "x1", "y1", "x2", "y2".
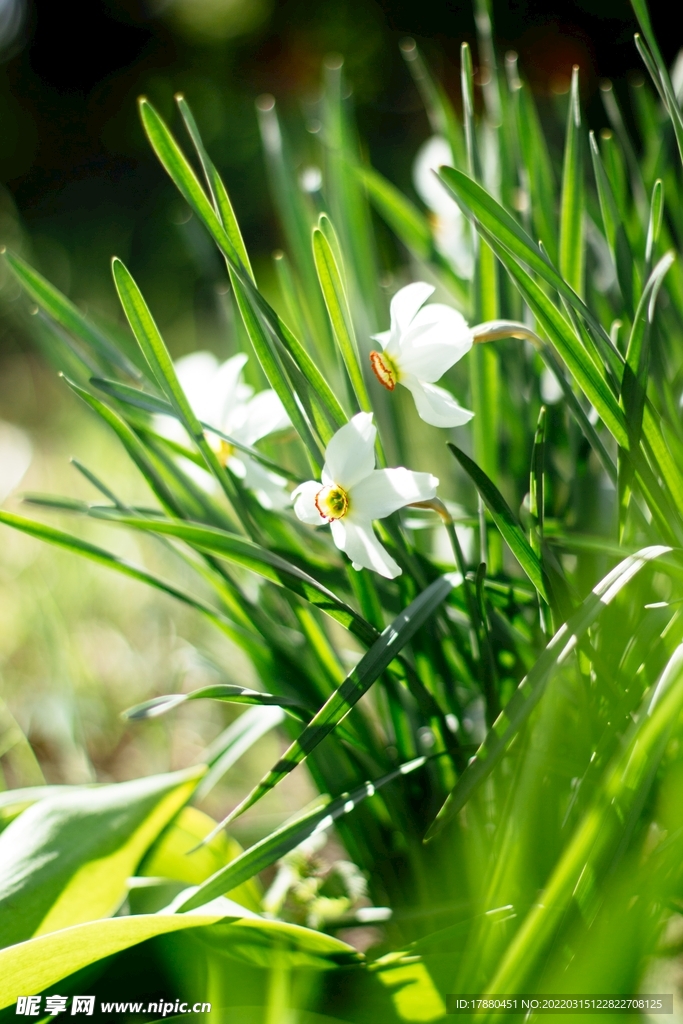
[
  {"x1": 314, "y1": 484, "x2": 349, "y2": 522},
  {"x1": 369, "y1": 350, "x2": 398, "y2": 391},
  {"x1": 217, "y1": 438, "x2": 235, "y2": 465}
]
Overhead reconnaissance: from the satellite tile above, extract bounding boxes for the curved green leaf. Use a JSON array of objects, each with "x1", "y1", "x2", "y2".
[
  {"x1": 0, "y1": 511, "x2": 262, "y2": 650},
  {"x1": 0, "y1": 908, "x2": 358, "y2": 1010},
  {"x1": 2, "y1": 250, "x2": 140, "y2": 379},
  {"x1": 448, "y1": 443, "x2": 548, "y2": 601},
  {"x1": 88, "y1": 510, "x2": 377, "y2": 646},
  {"x1": 0, "y1": 767, "x2": 203, "y2": 949},
  {"x1": 176, "y1": 754, "x2": 431, "y2": 912},
  {"x1": 125, "y1": 685, "x2": 312, "y2": 723}
]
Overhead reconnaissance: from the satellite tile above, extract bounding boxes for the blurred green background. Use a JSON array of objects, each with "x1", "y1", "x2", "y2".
[{"x1": 0, "y1": 0, "x2": 674, "y2": 832}]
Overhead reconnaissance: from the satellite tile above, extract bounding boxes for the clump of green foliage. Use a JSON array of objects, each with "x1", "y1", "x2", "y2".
[{"x1": 2, "y1": 0, "x2": 683, "y2": 1019}]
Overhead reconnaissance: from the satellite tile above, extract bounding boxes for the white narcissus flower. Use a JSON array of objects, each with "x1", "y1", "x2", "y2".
[
  {"x1": 370, "y1": 281, "x2": 474, "y2": 429},
  {"x1": 292, "y1": 413, "x2": 438, "y2": 579},
  {"x1": 413, "y1": 135, "x2": 473, "y2": 280},
  {"x1": 155, "y1": 351, "x2": 291, "y2": 509},
  {"x1": 0, "y1": 421, "x2": 32, "y2": 504}
]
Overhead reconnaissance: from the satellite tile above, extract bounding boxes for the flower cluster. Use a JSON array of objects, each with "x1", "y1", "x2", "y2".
[{"x1": 166, "y1": 280, "x2": 474, "y2": 578}]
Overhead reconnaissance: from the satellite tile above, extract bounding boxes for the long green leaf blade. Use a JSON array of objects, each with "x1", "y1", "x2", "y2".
[
  {"x1": 220, "y1": 574, "x2": 458, "y2": 826},
  {"x1": 426, "y1": 544, "x2": 671, "y2": 838},
  {"x1": 312, "y1": 223, "x2": 371, "y2": 413},
  {"x1": 88, "y1": 510, "x2": 378, "y2": 646},
  {"x1": 125, "y1": 685, "x2": 313, "y2": 722},
  {"x1": 176, "y1": 755, "x2": 431, "y2": 912},
  {"x1": 448, "y1": 443, "x2": 548, "y2": 600},
  {"x1": 559, "y1": 67, "x2": 585, "y2": 296},
  {"x1": 2, "y1": 250, "x2": 140, "y2": 379}
]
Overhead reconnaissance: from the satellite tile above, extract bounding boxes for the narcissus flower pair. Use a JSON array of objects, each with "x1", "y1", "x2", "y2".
[{"x1": 293, "y1": 413, "x2": 438, "y2": 579}]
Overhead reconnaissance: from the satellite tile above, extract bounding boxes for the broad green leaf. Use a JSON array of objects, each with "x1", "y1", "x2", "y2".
[
  {"x1": 312, "y1": 222, "x2": 371, "y2": 413},
  {"x1": 170, "y1": 915, "x2": 362, "y2": 971},
  {"x1": 175, "y1": 754, "x2": 431, "y2": 911},
  {"x1": 89, "y1": 510, "x2": 377, "y2": 646},
  {"x1": 0, "y1": 909, "x2": 358, "y2": 1009},
  {"x1": 0, "y1": 766, "x2": 203, "y2": 949},
  {"x1": 0, "y1": 511, "x2": 260, "y2": 649},
  {"x1": 559, "y1": 67, "x2": 585, "y2": 296},
  {"x1": 0, "y1": 913, "x2": 228, "y2": 1010},
  {"x1": 2, "y1": 250, "x2": 140, "y2": 379},
  {"x1": 220, "y1": 574, "x2": 458, "y2": 825},
  {"x1": 139, "y1": 805, "x2": 261, "y2": 912},
  {"x1": 448, "y1": 443, "x2": 548, "y2": 601},
  {"x1": 125, "y1": 684, "x2": 312, "y2": 723},
  {"x1": 0, "y1": 787, "x2": 69, "y2": 831},
  {"x1": 427, "y1": 544, "x2": 671, "y2": 838}
]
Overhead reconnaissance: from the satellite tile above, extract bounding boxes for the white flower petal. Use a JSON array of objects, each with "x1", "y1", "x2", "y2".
[
  {"x1": 292, "y1": 480, "x2": 326, "y2": 525},
  {"x1": 397, "y1": 303, "x2": 473, "y2": 382},
  {"x1": 174, "y1": 351, "x2": 220, "y2": 416},
  {"x1": 211, "y1": 354, "x2": 250, "y2": 432},
  {"x1": 389, "y1": 282, "x2": 435, "y2": 338},
  {"x1": 350, "y1": 468, "x2": 438, "y2": 521},
  {"x1": 0, "y1": 422, "x2": 32, "y2": 504},
  {"x1": 370, "y1": 329, "x2": 391, "y2": 350},
  {"x1": 413, "y1": 136, "x2": 457, "y2": 219},
  {"x1": 153, "y1": 412, "x2": 188, "y2": 446},
  {"x1": 402, "y1": 377, "x2": 474, "y2": 428},
  {"x1": 235, "y1": 455, "x2": 290, "y2": 509},
  {"x1": 330, "y1": 518, "x2": 402, "y2": 579},
  {"x1": 322, "y1": 412, "x2": 376, "y2": 490},
  {"x1": 234, "y1": 390, "x2": 290, "y2": 446}
]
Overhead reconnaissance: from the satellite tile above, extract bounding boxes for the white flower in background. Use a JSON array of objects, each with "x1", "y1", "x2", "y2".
[
  {"x1": 413, "y1": 135, "x2": 473, "y2": 280},
  {"x1": 155, "y1": 351, "x2": 291, "y2": 509},
  {"x1": 0, "y1": 420, "x2": 32, "y2": 503},
  {"x1": 292, "y1": 412, "x2": 438, "y2": 579},
  {"x1": 370, "y1": 281, "x2": 474, "y2": 429}
]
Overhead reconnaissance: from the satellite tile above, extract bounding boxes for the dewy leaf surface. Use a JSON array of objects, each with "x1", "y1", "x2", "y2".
[{"x1": 0, "y1": 766, "x2": 203, "y2": 948}]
